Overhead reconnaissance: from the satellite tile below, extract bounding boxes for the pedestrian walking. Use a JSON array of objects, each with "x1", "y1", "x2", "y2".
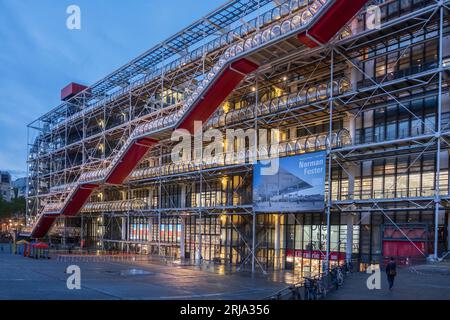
[{"x1": 385, "y1": 257, "x2": 397, "y2": 290}]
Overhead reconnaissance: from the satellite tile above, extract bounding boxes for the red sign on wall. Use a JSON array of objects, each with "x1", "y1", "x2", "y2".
[
  {"x1": 382, "y1": 241, "x2": 426, "y2": 257},
  {"x1": 286, "y1": 249, "x2": 346, "y2": 261}
]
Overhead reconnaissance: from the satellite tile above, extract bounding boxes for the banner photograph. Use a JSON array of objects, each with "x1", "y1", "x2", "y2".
[{"x1": 253, "y1": 151, "x2": 326, "y2": 212}]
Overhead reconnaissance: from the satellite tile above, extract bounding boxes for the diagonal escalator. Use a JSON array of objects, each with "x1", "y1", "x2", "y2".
[{"x1": 30, "y1": 0, "x2": 370, "y2": 239}]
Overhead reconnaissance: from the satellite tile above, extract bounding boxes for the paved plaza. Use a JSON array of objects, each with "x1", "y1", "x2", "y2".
[
  {"x1": 326, "y1": 262, "x2": 450, "y2": 300},
  {"x1": 0, "y1": 254, "x2": 287, "y2": 300},
  {"x1": 1, "y1": 252, "x2": 450, "y2": 300}
]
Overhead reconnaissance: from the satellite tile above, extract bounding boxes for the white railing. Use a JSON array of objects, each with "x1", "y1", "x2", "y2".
[
  {"x1": 81, "y1": 199, "x2": 147, "y2": 213},
  {"x1": 49, "y1": 182, "x2": 78, "y2": 194},
  {"x1": 130, "y1": 129, "x2": 352, "y2": 181},
  {"x1": 39, "y1": 181, "x2": 81, "y2": 214},
  {"x1": 208, "y1": 77, "x2": 352, "y2": 128},
  {"x1": 39, "y1": 202, "x2": 64, "y2": 215}
]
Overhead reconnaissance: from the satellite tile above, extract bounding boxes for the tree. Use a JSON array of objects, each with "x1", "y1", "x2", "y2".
[
  {"x1": 12, "y1": 187, "x2": 18, "y2": 199},
  {"x1": 0, "y1": 195, "x2": 25, "y2": 220},
  {"x1": 0, "y1": 195, "x2": 11, "y2": 219}
]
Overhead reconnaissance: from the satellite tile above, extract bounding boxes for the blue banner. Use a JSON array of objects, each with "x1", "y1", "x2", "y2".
[{"x1": 253, "y1": 151, "x2": 326, "y2": 212}]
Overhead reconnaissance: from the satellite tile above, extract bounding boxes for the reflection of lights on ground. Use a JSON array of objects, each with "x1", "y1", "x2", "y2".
[{"x1": 120, "y1": 268, "x2": 153, "y2": 276}]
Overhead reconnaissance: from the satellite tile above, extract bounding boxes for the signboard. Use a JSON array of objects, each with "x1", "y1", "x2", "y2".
[
  {"x1": 286, "y1": 249, "x2": 346, "y2": 261},
  {"x1": 253, "y1": 151, "x2": 326, "y2": 212}
]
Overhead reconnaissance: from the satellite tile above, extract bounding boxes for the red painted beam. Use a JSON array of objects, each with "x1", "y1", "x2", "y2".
[
  {"x1": 297, "y1": 33, "x2": 320, "y2": 48},
  {"x1": 179, "y1": 58, "x2": 258, "y2": 133},
  {"x1": 31, "y1": 215, "x2": 59, "y2": 239},
  {"x1": 30, "y1": 183, "x2": 98, "y2": 238},
  {"x1": 106, "y1": 138, "x2": 156, "y2": 184},
  {"x1": 232, "y1": 58, "x2": 260, "y2": 74},
  {"x1": 63, "y1": 183, "x2": 99, "y2": 216},
  {"x1": 298, "y1": 0, "x2": 369, "y2": 48}
]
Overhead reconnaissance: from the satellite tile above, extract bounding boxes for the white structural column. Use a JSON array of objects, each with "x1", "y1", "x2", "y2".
[
  {"x1": 147, "y1": 189, "x2": 153, "y2": 209},
  {"x1": 434, "y1": 5, "x2": 444, "y2": 259},
  {"x1": 121, "y1": 217, "x2": 126, "y2": 241},
  {"x1": 344, "y1": 213, "x2": 354, "y2": 263},
  {"x1": 148, "y1": 216, "x2": 153, "y2": 243},
  {"x1": 274, "y1": 214, "x2": 281, "y2": 270},
  {"x1": 80, "y1": 215, "x2": 84, "y2": 248},
  {"x1": 252, "y1": 212, "x2": 257, "y2": 273},
  {"x1": 125, "y1": 213, "x2": 129, "y2": 253},
  {"x1": 195, "y1": 228, "x2": 202, "y2": 264},
  {"x1": 179, "y1": 184, "x2": 186, "y2": 259},
  {"x1": 325, "y1": 49, "x2": 334, "y2": 272},
  {"x1": 347, "y1": 168, "x2": 356, "y2": 201},
  {"x1": 346, "y1": 161, "x2": 358, "y2": 200},
  {"x1": 180, "y1": 217, "x2": 186, "y2": 259},
  {"x1": 344, "y1": 112, "x2": 356, "y2": 146},
  {"x1": 180, "y1": 184, "x2": 186, "y2": 208},
  {"x1": 448, "y1": 213, "x2": 450, "y2": 252},
  {"x1": 444, "y1": 96, "x2": 450, "y2": 255},
  {"x1": 195, "y1": 210, "x2": 203, "y2": 264}
]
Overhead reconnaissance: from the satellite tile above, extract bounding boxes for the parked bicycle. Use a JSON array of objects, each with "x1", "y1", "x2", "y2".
[
  {"x1": 330, "y1": 265, "x2": 344, "y2": 289},
  {"x1": 288, "y1": 285, "x2": 302, "y2": 300},
  {"x1": 316, "y1": 276, "x2": 327, "y2": 298},
  {"x1": 303, "y1": 276, "x2": 327, "y2": 300},
  {"x1": 265, "y1": 263, "x2": 351, "y2": 301},
  {"x1": 342, "y1": 261, "x2": 353, "y2": 274},
  {"x1": 304, "y1": 277, "x2": 318, "y2": 300}
]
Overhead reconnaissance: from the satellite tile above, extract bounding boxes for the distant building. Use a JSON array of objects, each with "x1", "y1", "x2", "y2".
[
  {"x1": 12, "y1": 177, "x2": 27, "y2": 199},
  {"x1": 0, "y1": 171, "x2": 12, "y2": 202}
]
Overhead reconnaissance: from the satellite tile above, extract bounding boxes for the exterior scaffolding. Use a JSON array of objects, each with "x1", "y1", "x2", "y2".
[{"x1": 26, "y1": 0, "x2": 450, "y2": 279}]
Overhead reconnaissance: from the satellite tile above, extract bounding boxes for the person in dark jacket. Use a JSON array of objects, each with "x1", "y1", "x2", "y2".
[{"x1": 385, "y1": 257, "x2": 397, "y2": 290}]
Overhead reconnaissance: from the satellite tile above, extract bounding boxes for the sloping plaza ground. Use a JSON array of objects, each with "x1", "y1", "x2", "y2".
[{"x1": 326, "y1": 262, "x2": 450, "y2": 300}]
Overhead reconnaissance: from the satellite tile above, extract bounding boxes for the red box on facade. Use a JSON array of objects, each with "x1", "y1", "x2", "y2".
[{"x1": 61, "y1": 82, "x2": 88, "y2": 101}]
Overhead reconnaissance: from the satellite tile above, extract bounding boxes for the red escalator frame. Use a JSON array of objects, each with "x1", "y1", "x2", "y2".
[
  {"x1": 298, "y1": 0, "x2": 369, "y2": 48},
  {"x1": 30, "y1": 215, "x2": 58, "y2": 239},
  {"x1": 106, "y1": 137, "x2": 157, "y2": 185},
  {"x1": 62, "y1": 183, "x2": 99, "y2": 216},
  {"x1": 30, "y1": 183, "x2": 98, "y2": 238},
  {"x1": 179, "y1": 59, "x2": 259, "y2": 133}
]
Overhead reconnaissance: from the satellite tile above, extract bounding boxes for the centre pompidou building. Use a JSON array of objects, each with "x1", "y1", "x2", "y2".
[{"x1": 26, "y1": 0, "x2": 450, "y2": 277}]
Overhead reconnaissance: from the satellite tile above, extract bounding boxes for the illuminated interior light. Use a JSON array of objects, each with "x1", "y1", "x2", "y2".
[
  {"x1": 221, "y1": 177, "x2": 228, "y2": 189},
  {"x1": 222, "y1": 101, "x2": 230, "y2": 114}
]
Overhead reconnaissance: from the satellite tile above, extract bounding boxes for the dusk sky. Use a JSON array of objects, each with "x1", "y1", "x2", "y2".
[{"x1": 0, "y1": 0, "x2": 223, "y2": 179}]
